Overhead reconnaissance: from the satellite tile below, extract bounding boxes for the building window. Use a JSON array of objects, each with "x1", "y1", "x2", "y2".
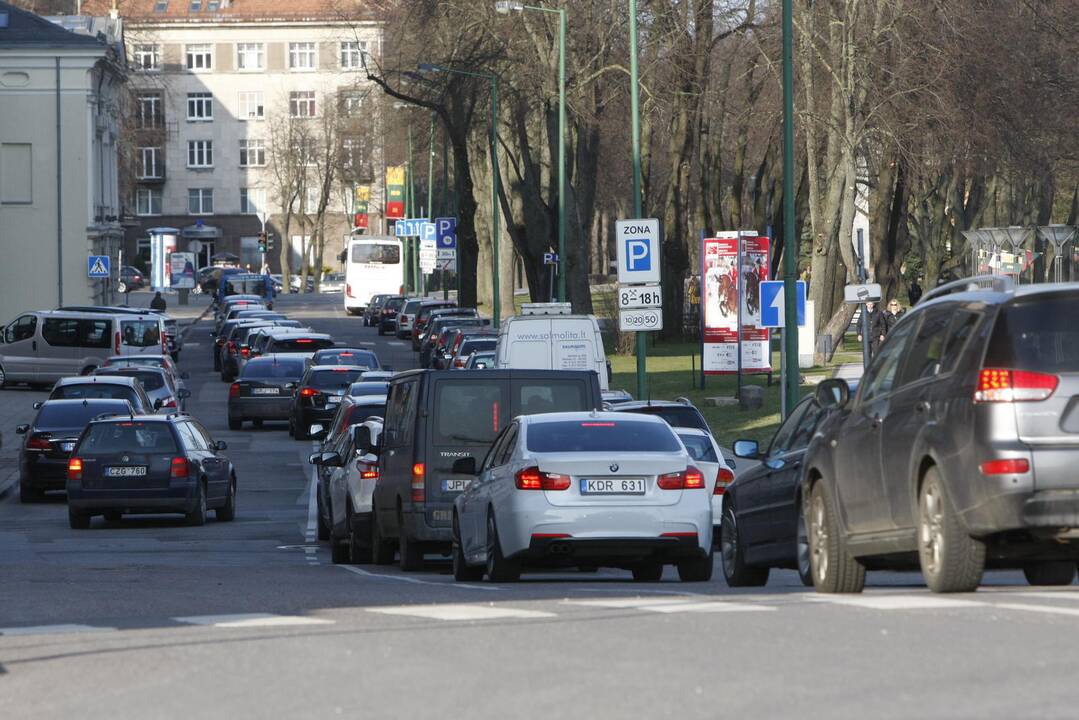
[
  {"x1": 133, "y1": 44, "x2": 160, "y2": 71},
  {"x1": 240, "y1": 187, "x2": 266, "y2": 214},
  {"x1": 153, "y1": 0, "x2": 168, "y2": 12},
  {"x1": 137, "y1": 147, "x2": 163, "y2": 179},
  {"x1": 136, "y1": 93, "x2": 162, "y2": 129},
  {"x1": 301, "y1": 138, "x2": 318, "y2": 166},
  {"x1": 239, "y1": 139, "x2": 266, "y2": 167},
  {"x1": 186, "y1": 44, "x2": 212, "y2": 71},
  {"x1": 186, "y1": 92, "x2": 213, "y2": 121},
  {"x1": 342, "y1": 136, "x2": 366, "y2": 171},
  {"x1": 189, "y1": 0, "x2": 201, "y2": 10},
  {"x1": 305, "y1": 186, "x2": 321, "y2": 214},
  {"x1": 340, "y1": 92, "x2": 364, "y2": 117},
  {"x1": 136, "y1": 188, "x2": 162, "y2": 216},
  {"x1": 238, "y1": 91, "x2": 264, "y2": 120},
  {"x1": 187, "y1": 140, "x2": 213, "y2": 168},
  {"x1": 340, "y1": 41, "x2": 366, "y2": 70},
  {"x1": 188, "y1": 188, "x2": 213, "y2": 214},
  {"x1": 289, "y1": 91, "x2": 316, "y2": 118},
  {"x1": 288, "y1": 42, "x2": 316, "y2": 70},
  {"x1": 207, "y1": 0, "x2": 220, "y2": 10},
  {"x1": 236, "y1": 43, "x2": 264, "y2": 71}
]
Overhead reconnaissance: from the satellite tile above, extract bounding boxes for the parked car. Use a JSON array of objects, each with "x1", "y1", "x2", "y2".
[
  {"x1": 262, "y1": 331, "x2": 335, "y2": 355},
  {"x1": 66, "y1": 413, "x2": 236, "y2": 528},
  {"x1": 602, "y1": 389, "x2": 634, "y2": 405},
  {"x1": 411, "y1": 303, "x2": 462, "y2": 350},
  {"x1": 363, "y1": 294, "x2": 393, "y2": 327},
  {"x1": 451, "y1": 412, "x2": 714, "y2": 582},
  {"x1": 93, "y1": 366, "x2": 190, "y2": 414},
  {"x1": 319, "y1": 273, "x2": 346, "y2": 294},
  {"x1": 377, "y1": 296, "x2": 406, "y2": 336},
  {"x1": 802, "y1": 276, "x2": 1079, "y2": 594},
  {"x1": 675, "y1": 427, "x2": 734, "y2": 538},
  {"x1": 399, "y1": 298, "x2": 451, "y2": 340},
  {"x1": 16, "y1": 398, "x2": 134, "y2": 502},
  {"x1": 421, "y1": 317, "x2": 488, "y2": 368},
  {"x1": 117, "y1": 266, "x2": 145, "y2": 294},
  {"x1": 310, "y1": 419, "x2": 384, "y2": 563},
  {"x1": 227, "y1": 354, "x2": 308, "y2": 430},
  {"x1": 443, "y1": 332, "x2": 497, "y2": 370},
  {"x1": 101, "y1": 354, "x2": 184, "y2": 384},
  {"x1": 417, "y1": 308, "x2": 480, "y2": 354},
  {"x1": 290, "y1": 366, "x2": 369, "y2": 440},
  {"x1": 47, "y1": 375, "x2": 155, "y2": 414},
  {"x1": 611, "y1": 399, "x2": 711, "y2": 433}
]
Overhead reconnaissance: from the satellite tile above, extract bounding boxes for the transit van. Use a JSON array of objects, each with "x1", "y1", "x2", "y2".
[{"x1": 494, "y1": 303, "x2": 609, "y2": 390}]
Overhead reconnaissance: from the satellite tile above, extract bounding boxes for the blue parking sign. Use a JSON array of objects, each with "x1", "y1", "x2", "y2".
[{"x1": 435, "y1": 217, "x2": 457, "y2": 249}]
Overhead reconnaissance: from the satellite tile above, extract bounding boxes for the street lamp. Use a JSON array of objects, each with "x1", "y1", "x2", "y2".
[
  {"x1": 418, "y1": 63, "x2": 502, "y2": 328},
  {"x1": 628, "y1": 0, "x2": 646, "y2": 399},
  {"x1": 495, "y1": 1, "x2": 567, "y2": 304}
]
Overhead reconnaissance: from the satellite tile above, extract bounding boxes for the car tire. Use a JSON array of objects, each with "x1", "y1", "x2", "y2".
[
  {"x1": 485, "y1": 511, "x2": 520, "y2": 582},
  {"x1": 631, "y1": 563, "x2": 664, "y2": 582},
  {"x1": 720, "y1": 504, "x2": 770, "y2": 587},
  {"x1": 0, "y1": 363, "x2": 7, "y2": 389},
  {"x1": 1023, "y1": 560, "x2": 1076, "y2": 586},
  {"x1": 68, "y1": 509, "x2": 91, "y2": 530},
  {"x1": 796, "y1": 497, "x2": 814, "y2": 587},
  {"x1": 216, "y1": 478, "x2": 236, "y2": 522},
  {"x1": 117, "y1": 281, "x2": 127, "y2": 294},
  {"x1": 317, "y1": 494, "x2": 330, "y2": 541},
  {"x1": 398, "y1": 513, "x2": 424, "y2": 572},
  {"x1": 18, "y1": 482, "x2": 42, "y2": 503},
  {"x1": 213, "y1": 355, "x2": 221, "y2": 372},
  {"x1": 185, "y1": 481, "x2": 207, "y2": 527},
  {"x1": 371, "y1": 508, "x2": 395, "y2": 565},
  {"x1": 104, "y1": 511, "x2": 122, "y2": 523},
  {"x1": 678, "y1": 549, "x2": 714, "y2": 582},
  {"x1": 918, "y1": 467, "x2": 985, "y2": 593},
  {"x1": 294, "y1": 417, "x2": 309, "y2": 441},
  {"x1": 349, "y1": 509, "x2": 372, "y2": 564},
  {"x1": 228, "y1": 415, "x2": 242, "y2": 431},
  {"x1": 331, "y1": 537, "x2": 351, "y2": 564},
  {"x1": 452, "y1": 514, "x2": 484, "y2": 582},
  {"x1": 807, "y1": 481, "x2": 865, "y2": 593}
]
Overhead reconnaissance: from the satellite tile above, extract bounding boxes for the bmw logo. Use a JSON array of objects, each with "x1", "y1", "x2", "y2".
[{"x1": 609, "y1": 463, "x2": 619, "y2": 473}]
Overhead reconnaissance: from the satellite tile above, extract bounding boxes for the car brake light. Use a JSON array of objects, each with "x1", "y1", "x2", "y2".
[
  {"x1": 26, "y1": 435, "x2": 52, "y2": 451},
  {"x1": 658, "y1": 466, "x2": 705, "y2": 490},
  {"x1": 229, "y1": 383, "x2": 240, "y2": 398},
  {"x1": 240, "y1": 346, "x2": 250, "y2": 358},
  {"x1": 162, "y1": 398, "x2": 177, "y2": 409},
  {"x1": 170, "y1": 457, "x2": 189, "y2": 479},
  {"x1": 975, "y1": 368, "x2": 1058, "y2": 403},
  {"x1": 714, "y1": 467, "x2": 735, "y2": 495},
  {"x1": 296, "y1": 339, "x2": 314, "y2": 344},
  {"x1": 67, "y1": 458, "x2": 83, "y2": 481},
  {"x1": 454, "y1": 359, "x2": 465, "y2": 368},
  {"x1": 411, "y1": 463, "x2": 425, "y2": 502},
  {"x1": 360, "y1": 468, "x2": 379, "y2": 479},
  {"x1": 299, "y1": 387, "x2": 319, "y2": 397},
  {"x1": 114, "y1": 331, "x2": 121, "y2": 354},
  {"x1": 515, "y1": 466, "x2": 571, "y2": 491},
  {"x1": 532, "y1": 533, "x2": 571, "y2": 539},
  {"x1": 979, "y1": 458, "x2": 1030, "y2": 475},
  {"x1": 346, "y1": 284, "x2": 353, "y2": 298}
]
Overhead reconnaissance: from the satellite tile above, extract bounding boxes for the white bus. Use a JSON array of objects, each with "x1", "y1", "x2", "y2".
[{"x1": 344, "y1": 236, "x2": 404, "y2": 315}]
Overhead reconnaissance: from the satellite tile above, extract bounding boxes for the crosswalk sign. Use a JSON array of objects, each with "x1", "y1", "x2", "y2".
[{"x1": 87, "y1": 255, "x2": 111, "y2": 278}]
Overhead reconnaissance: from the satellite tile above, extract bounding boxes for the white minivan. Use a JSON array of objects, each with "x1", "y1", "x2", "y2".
[
  {"x1": 494, "y1": 303, "x2": 609, "y2": 390},
  {"x1": 0, "y1": 309, "x2": 166, "y2": 388}
]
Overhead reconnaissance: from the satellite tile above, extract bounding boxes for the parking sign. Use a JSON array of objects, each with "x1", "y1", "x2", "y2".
[{"x1": 615, "y1": 219, "x2": 661, "y2": 284}]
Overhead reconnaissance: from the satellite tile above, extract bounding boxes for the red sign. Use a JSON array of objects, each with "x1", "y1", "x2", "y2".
[
  {"x1": 702, "y1": 233, "x2": 771, "y2": 374},
  {"x1": 353, "y1": 213, "x2": 369, "y2": 229},
  {"x1": 386, "y1": 201, "x2": 404, "y2": 219}
]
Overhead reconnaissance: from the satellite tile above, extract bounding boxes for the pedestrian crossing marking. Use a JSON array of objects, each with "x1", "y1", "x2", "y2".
[
  {"x1": 565, "y1": 597, "x2": 774, "y2": 613},
  {"x1": 806, "y1": 595, "x2": 985, "y2": 610},
  {"x1": 174, "y1": 613, "x2": 334, "y2": 628},
  {"x1": 367, "y1": 604, "x2": 555, "y2": 621},
  {"x1": 0, "y1": 624, "x2": 116, "y2": 636},
  {"x1": 994, "y1": 603, "x2": 1079, "y2": 618}
]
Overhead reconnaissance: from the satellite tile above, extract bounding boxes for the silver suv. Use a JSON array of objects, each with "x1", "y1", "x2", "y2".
[{"x1": 804, "y1": 276, "x2": 1079, "y2": 593}]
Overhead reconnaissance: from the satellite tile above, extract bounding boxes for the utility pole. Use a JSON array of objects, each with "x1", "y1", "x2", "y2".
[
  {"x1": 426, "y1": 113, "x2": 435, "y2": 298},
  {"x1": 781, "y1": 0, "x2": 800, "y2": 416},
  {"x1": 629, "y1": 0, "x2": 646, "y2": 400}
]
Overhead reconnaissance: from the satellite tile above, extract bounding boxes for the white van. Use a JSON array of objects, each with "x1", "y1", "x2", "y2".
[
  {"x1": 494, "y1": 303, "x2": 609, "y2": 390},
  {"x1": 0, "y1": 310, "x2": 166, "y2": 388}
]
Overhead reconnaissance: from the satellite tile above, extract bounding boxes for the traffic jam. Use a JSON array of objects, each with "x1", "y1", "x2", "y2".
[{"x1": 5, "y1": 274, "x2": 1079, "y2": 593}]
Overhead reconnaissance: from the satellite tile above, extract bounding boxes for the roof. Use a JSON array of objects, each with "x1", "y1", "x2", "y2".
[
  {"x1": 0, "y1": 1, "x2": 105, "y2": 48},
  {"x1": 79, "y1": 0, "x2": 376, "y2": 23},
  {"x1": 55, "y1": 375, "x2": 140, "y2": 387}
]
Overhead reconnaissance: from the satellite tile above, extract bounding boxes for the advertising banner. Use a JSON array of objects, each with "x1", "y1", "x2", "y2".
[
  {"x1": 385, "y1": 167, "x2": 405, "y2": 219},
  {"x1": 353, "y1": 185, "x2": 370, "y2": 228},
  {"x1": 169, "y1": 252, "x2": 196, "y2": 289},
  {"x1": 702, "y1": 232, "x2": 772, "y2": 374}
]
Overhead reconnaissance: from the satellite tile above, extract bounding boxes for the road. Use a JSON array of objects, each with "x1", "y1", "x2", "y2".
[{"x1": 2, "y1": 293, "x2": 1078, "y2": 719}]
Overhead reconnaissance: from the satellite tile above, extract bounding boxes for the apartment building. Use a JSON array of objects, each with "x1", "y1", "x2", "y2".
[{"x1": 84, "y1": 0, "x2": 383, "y2": 274}]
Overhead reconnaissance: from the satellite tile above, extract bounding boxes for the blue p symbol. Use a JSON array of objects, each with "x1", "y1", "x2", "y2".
[{"x1": 626, "y1": 239, "x2": 651, "y2": 271}]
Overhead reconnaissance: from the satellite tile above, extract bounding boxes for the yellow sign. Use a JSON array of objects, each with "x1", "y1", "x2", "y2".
[
  {"x1": 354, "y1": 185, "x2": 370, "y2": 203},
  {"x1": 386, "y1": 166, "x2": 405, "y2": 186}
]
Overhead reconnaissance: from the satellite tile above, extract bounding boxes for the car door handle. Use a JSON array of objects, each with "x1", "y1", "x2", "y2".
[
  {"x1": 32, "y1": 340, "x2": 37, "y2": 351},
  {"x1": 870, "y1": 415, "x2": 882, "y2": 429},
  {"x1": 915, "y1": 401, "x2": 930, "y2": 414}
]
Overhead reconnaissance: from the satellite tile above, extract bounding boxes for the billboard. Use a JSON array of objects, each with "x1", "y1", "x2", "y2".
[
  {"x1": 169, "y1": 252, "x2": 196, "y2": 289},
  {"x1": 385, "y1": 167, "x2": 405, "y2": 219},
  {"x1": 702, "y1": 232, "x2": 771, "y2": 374}
]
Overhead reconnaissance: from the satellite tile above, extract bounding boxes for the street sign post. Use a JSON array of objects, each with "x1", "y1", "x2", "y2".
[
  {"x1": 759, "y1": 280, "x2": 806, "y2": 328},
  {"x1": 543, "y1": 252, "x2": 558, "y2": 265},
  {"x1": 87, "y1": 255, "x2": 110, "y2": 278},
  {"x1": 419, "y1": 238, "x2": 437, "y2": 274},
  {"x1": 393, "y1": 218, "x2": 429, "y2": 237}
]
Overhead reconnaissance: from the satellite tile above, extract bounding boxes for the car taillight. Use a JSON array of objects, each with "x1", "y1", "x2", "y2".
[
  {"x1": 67, "y1": 458, "x2": 83, "y2": 481},
  {"x1": 515, "y1": 466, "x2": 571, "y2": 491},
  {"x1": 240, "y1": 346, "x2": 250, "y2": 358},
  {"x1": 411, "y1": 463, "x2": 425, "y2": 502},
  {"x1": 346, "y1": 284, "x2": 353, "y2": 298},
  {"x1": 714, "y1": 467, "x2": 735, "y2": 495},
  {"x1": 162, "y1": 398, "x2": 177, "y2": 409},
  {"x1": 170, "y1": 457, "x2": 189, "y2": 479},
  {"x1": 26, "y1": 435, "x2": 52, "y2": 451},
  {"x1": 658, "y1": 466, "x2": 705, "y2": 490},
  {"x1": 229, "y1": 383, "x2": 240, "y2": 398},
  {"x1": 114, "y1": 331, "x2": 121, "y2": 354},
  {"x1": 227, "y1": 341, "x2": 237, "y2": 354},
  {"x1": 980, "y1": 458, "x2": 1030, "y2": 475},
  {"x1": 975, "y1": 368, "x2": 1058, "y2": 403},
  {"x1": 454, "y1": 358, "x2": 466, "y2": 368},
  {"x1": 360, "y1": 468, "x2": 379, "y2": 479},
  {"x1": 299, "y1": 387, "x2": 319, "y2": 398}
]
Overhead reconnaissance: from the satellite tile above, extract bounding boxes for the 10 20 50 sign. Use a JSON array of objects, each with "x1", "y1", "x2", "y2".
[{"x1": 619, "y1": 308, "x2": 663, "y2": 332}]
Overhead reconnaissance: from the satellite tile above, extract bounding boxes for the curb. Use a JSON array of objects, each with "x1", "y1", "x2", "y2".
[{"x1": 0, "y1": 468, "x2": 17, "y2": 499}]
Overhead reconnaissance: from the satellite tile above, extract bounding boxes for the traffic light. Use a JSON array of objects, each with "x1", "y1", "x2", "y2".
[
  {"x1": 266, "y1": 233, "x2": 276, "y2": 252},
  {"x1": 257, "y1": 232, "x2": 267, "y2": 254}
]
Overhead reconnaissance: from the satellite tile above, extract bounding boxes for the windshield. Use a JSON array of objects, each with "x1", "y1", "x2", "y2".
[
  {"x1": 104, "y1": 357, "x2": 165, "y2": 369},
  {"x1": 985, "y1": 295, "x2": 1079, "y2": 373},
  {"x1": 677, "y1": 433, "x2": 719, "y2": 463},
  {"x1": 349, "y1": 381, "x2": 390, "y2": 396},
  {"x1": 103, "y1": 370, "x2": 165, "y2": 391},
  {"x1": 351, "y1": 243, "x2": 401, "y2": 264},
  {"x1": 52, "y1": 384, "x2": 137, "y2": 403},
  {"x1": 36, "y1": 401, "x2": 130, "y2": 428},
  {"x1": 315, "y1": 350, "x2": 379, "y2": 369},
  {"x1": 307, "y1": 368, "x2": 366, "y2": 390},
  {"x1": 78, "y1": 422, "x2": 178, "y2": 454},
  {"x1": 346, "y1": 402, "x2": 387, "y2": 424},
  {"x1": 527, "y1": 420, "x2": 682, "y2": 453}
]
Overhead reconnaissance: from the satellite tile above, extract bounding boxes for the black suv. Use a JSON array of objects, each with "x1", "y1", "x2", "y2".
[{"x1": 804, "y1": 276, "x2": 1079, "y2": 594}]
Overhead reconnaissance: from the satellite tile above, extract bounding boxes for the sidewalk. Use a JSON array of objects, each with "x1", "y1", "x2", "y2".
[{"x1": 122, "y1": 289, "x2": 213, "y2": 322}]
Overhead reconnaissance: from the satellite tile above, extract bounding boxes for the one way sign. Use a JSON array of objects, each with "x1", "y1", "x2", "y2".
[
  {"x1": 759, "y1": 280, "x2": 806, "y2": 328},
  {"x1": 87, "y1": 255, "x2": 111, "y2": 278}
]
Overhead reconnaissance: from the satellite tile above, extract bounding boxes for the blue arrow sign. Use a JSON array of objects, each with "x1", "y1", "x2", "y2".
[
  {"x1": 393, "y1": 218, "x2": 429, "y2": 237},
  {"x1": 435, "y1": 217, "x2": 457, "y2": 249},
  {"x1": 759, "y1": 280, "x2": 806, "y2": 328},
  {"x1": 87, "y1": 255, "x2": 111, "y2": 278}
]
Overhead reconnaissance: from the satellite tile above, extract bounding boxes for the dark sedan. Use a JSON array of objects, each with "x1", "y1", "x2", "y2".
[
  {"x1": 291, "y1": 366, "x2": 368, "y2": 440},
  {"x1": 48, "y1": 376, "x2": 155, "y2": 414},
  {"x1": 363, "y1": 294, "x2": 392, "y2": 327},
  {"x1": 227, "y1": 354, "x2": 307, "y2": 430},
  {"x1": 309, "y1": 348, "x2": 381, "y2": 370},
  {"x1": 17, "y1": 399, "x2": 134, "y2": 502},
  {"x1": 377, "y1": 296, "x2": 405, "y2": 336}
]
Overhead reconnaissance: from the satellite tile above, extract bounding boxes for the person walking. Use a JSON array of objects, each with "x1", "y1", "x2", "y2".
[
  {"x1": 908, "y1": 278, "x2": 923, "y2": 306},
  {"x1": 857, "y1": 301, "x2": 883, "y2": 357},
  {"x1": 881, "y1": 299, "x2": 905, "y2": 337},
  {"x1": 150, "y1": 291, "x2": 167, "y2": 311}
]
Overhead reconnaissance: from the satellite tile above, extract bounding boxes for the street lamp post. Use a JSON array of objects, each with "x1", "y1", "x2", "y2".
[
  {"x1": 780, "y1": 0, "x2": 799, "y2": 417},
  {"x1": 426, "y1": 113, "x2": 436, "y2": 298},
  {"x1": 495, "y1": 1, "x2": 566, "y2": 304},
  {"x1": 628, "y1": 0, "x2": 646, "y2": 400}
]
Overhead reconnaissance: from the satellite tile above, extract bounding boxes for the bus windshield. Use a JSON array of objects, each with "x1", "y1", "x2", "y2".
[{"x1": 351, "y1": 243, "x2": 401, "y2": 265}]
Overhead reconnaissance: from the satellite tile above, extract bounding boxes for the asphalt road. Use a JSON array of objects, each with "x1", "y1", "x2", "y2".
[{"x1": 2, "y1": 293, "x2": 1079, "y2": 719}]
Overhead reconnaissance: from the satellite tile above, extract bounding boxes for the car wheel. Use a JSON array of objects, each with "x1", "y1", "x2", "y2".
[
  {"x1": 918, "y1": 467, "x2": 985, "y2": 593},
  {"x1": 807, "y1": 481, "x2": 865, "y2": 593},
  {"x1": 631, "y1": 563, "x2": 664, "y2": 582},
  {"x1": 349, "y1": 509, "x2": 372, "y2": 564},
  {"x1": 452, "y1": 514, "x2": 484, "y2": 581},
  {"x1": 398, "y1": 510, "x2": 424, "y2": 572},
  {"x1": 370, "y1": 507, "x2": 395, "y2": 565},
  {"x1": 104, "y1": 510, "x2": 122, "y2": 523},
  {"x1": 1023, "y1": 560, "x2": 1076, "y2": 586},
  {"x1": 678, "y1": 549, "x2": 714, "y2": 582},
  {"x1": 227, "y1": 415, "x2": 242, "y2": 431},
  {"x1": 720, "y1": 504, "x2": 769, "y2": 587},
  {"x1": 117, "y1": 281, "x2": 127, "y2": 294},
  {"x1": 331, "y1": 537, "x2": 351, "y2": 564},
  {"x1": 0, "y1": 363, "x2": 7, "y2": 389},
  {"x1": 484, "y1": 510, "x2": 520, "y2": 582},
  {"x1": 213, "y1": 355, "x2": 221, "y2": 372},
  {"x1": 294, "y1": 417, "x2": 309, "y2": 441},
  {"x1": 68, "y1": 509, "x2": 91, "y2": 530},
  {"x1": 796, "y1": 497, "x2": 814, "y2": 587},
  {"x1": 216, "y1": 477, "x2": 236, "y2": 522},
  {"x1": 186, "y1": 481, "x2": 207, "y2": 526},
  {"x1": 18, "y1": 481, "x2": 42, "y2": 503}
]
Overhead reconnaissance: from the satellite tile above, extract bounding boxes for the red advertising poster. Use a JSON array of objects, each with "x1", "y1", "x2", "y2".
[
  {"x1": 354, "y1": 213, "x2": 369, "y2": 229},
  {"x1": 702, "y1": 232, "x2": 772, "y2": 374}
]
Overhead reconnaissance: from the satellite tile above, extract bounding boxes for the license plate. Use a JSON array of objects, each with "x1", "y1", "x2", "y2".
[
  {"x1": 105, "y1": 466, "x2": 147, "y2": 477},
  {"x1": 61, "y1": 442, "x2": 75, "y2": 452},
  {"x1": 442, "y1": 478, "x2": 470, "y2": 492},
  {"x1": 252, "y1": 387, "x2": 279, "y2": 395},
  {"x1": 581, "y1": 477, "x2": 645, "y2": 495},
  {"x1": 327, "y1": 396, "x2": 341, "y2": 404}
]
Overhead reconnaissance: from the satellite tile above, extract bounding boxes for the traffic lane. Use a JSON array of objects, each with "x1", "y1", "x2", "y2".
[{"x1": 0, "y1": 384, "x2": 51, "y2": 495}]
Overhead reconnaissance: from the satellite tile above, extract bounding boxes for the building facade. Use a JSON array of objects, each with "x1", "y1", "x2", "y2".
[
  {"x1": 84, "y1": 0, "x2": 383, "y2": 277},
  {"x1": 0, "y1": 2, "x2": 126, "y2": 316}
]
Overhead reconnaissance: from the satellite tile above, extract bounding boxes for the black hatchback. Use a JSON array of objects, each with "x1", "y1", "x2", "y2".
[{"x1": 66, "y1": 414, "x2": 236, "y2": 529}]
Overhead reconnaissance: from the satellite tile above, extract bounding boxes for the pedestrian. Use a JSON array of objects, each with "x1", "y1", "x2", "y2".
[
  {"x1": 882, "y1": 299, "x2": 905, "y2": 336},
  {"x1": 857, "y1": 301, "x2": 883, "y2": 356},
  {"x1": 908, "y1": 278, "x2": 923, "y2": 306},
  {"x1": 150, "y1": 291, "x2": 167, "y2": 311}
]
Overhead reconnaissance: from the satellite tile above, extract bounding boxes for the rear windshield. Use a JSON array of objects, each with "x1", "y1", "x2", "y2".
[
  {"x1": 316, "y1": 350, "x2": 379, "y2": 369},
  {"x1": 121, "y1": 319, "x2": 161, "y2": 348},
  {"x1": 308, "y1": 368, "x2": 365, "y2": 390},
  {"x1": 272, "y1": 338, "x2": 334, "y2": 352},
  {"x1": 677, "y1": 433, "x2": 718, "y2": 463},
  {"x1": 52, "y1": 384, "x2": 136, "y2": 403},
  {"x1": 349, "y1": 381, "x2": 390, "y2": 396},
  {"x1": 527, "y1": 420, "x2": 682, "y2": 453},
  {"x1": 351, "y1": 243, "x2": 400, "y2": 264},
  {"x1": 36, "y1": 402, "x2": 130, "y2": 428},
  {"x1": 242, "y1": 359, "x2": 305, "y2": 379},
  {"x1": 108, "y1": 370, "x2": 165, "y2": 391},
  {"x1": 384, "y1": 297, "x2": 405, "y2": 311},
  {"x1": 434, "y1": 382, "x2": 504, "y2": 445},
  {"x1": 518, "y1": 381, "x2": 590, "y2": 415},
  {"x1": 623, "y1": 406, "x2": 709, "y2": 432},
  {"x1": 460, "y1": 339, "x2": 496, "y2": 355},
  {"x1": 79, "y1": 422, "x2": 178, "y2": 454},
  {"x1": 105, "y1": 357, "x2": 164, "y2": 369},
  {"x1": 985, "y1": 296, "x2": 1079, "y2": 373},
  {"x1": 346, "y1": 402, "x2": 387, "y2": 424}
]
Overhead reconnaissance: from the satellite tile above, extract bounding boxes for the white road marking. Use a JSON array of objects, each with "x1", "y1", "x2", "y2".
[
  {"x1": 0, "y1": 624, "x2": 116, "y2": 637},
  {"x1": 993, "y1": 603, "x2": 1079, "y2": 618},
  {"x1": 806, "y1": 595, "x2": 985, "y2": 610},
  {"x1": 565, "y1": 597, "x2": 707, "y2": 609},
  {"x1": 174, "y1": 613, "x2": 334, "y2": 628},
  {"x1": 367, "y1": 604, "x2": 554, "y2": 621},
  {"x1": 338, "y1": 565, "x2": 497, "y2": 592},
  {"x1": 304, "y1": 464, "x2": 318, "y2": 544},
  {"x1": 565, "y1": 597, "x2": 775, "y2": 613},
  {"x1": 1007, "y1": 591, "x2": 1079, "y2": 601}
]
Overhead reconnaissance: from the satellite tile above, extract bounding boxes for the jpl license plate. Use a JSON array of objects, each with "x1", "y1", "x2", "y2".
[
  {"x1": 252, "y1": 387, "x2": 279, "y2": 395},
  {"x1": 105, "y1": 466, "x2": 147, "y2": 478},
  {"x1": 441, "y1": 478, "x2": 470, "y2": 492},
  {"x1": 581, "y1": 477, "x2": 645, "y2": 495}
]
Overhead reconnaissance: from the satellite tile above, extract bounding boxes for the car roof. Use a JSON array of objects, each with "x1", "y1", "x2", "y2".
[
  {"x1": 58, "y1": 305, "x2": 165, "y2": 317},
  {"x1": 522, "y1": 411, "x2": 667, "y2": 426},
  {"x1": 390, "y1": 369, "x2": 596, "y2": 382},
  {"x1": 96, "y1": 365, "x2": 168, "y2": 376},
  {"x1": 674, "y1": 427, "x2": 712, "y2": 438},
  {"x1": 39, "y1": 398, "x2": 132, "y2": 409},
  {"x1": 250, "y1": 353, "x2": 311, "y2": 363},
  {"x1": 611, "y1": 400, "x2": 701, "y2": 411},
  {"x1": 266, "y1": 328, "x2": 326, "y2": 338},
  {"x1": 91, "y1": 412, "x2": 184, "y2": 424},
  {"x1": 105, "y1": 354, "x2": 170, "y2": 362},
  {"x1": 315, "y1": 347, "x2": 375, "y2": 354},
  {"x1": 56, "y1": 375, "x2": 140, "y2": 387}
]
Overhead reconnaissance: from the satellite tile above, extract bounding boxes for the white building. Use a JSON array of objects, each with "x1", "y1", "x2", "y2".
[
  {"x1": 84, "y1": 0, "x2": 383, "y2": 273},
  {"x1": 0, "y1": 2, "x2": 126, "y2": 314}
]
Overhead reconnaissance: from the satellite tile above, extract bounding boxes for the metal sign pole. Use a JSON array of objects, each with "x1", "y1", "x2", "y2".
[
  {"x1": 856, "y1": 230, "x2": 870, "y2": 369},
  {"x1": 699, "y1": 230, "x2": 706, "y2": 390},
  {"x1": 736, "y1": 232, "x2": 744, "y2": 400}
]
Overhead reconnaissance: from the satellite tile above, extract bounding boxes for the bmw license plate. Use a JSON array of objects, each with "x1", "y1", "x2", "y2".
[
  {"x1": 441, "y1": 478, "x2": 470, "y2": 492},
  {"x1": 105, "y1": 466, "x2": 147, "y2": 478},
  {"x1": 581, "y1": 478, "x2": 645, "y2": 495},
  {"x1": 252, "y1": 387, "x2": 279, "y2": 395}
]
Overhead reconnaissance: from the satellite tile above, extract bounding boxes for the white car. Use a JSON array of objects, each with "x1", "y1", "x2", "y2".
[
  {"x1": 310, "y1": 419, "x2": 382, "y2": 564},
  {"x1": 675, "y1": 428, "x2": 734, "y2": 542},
  {"x1": 320, "y1": 273, "x2": 346, "y2": 294},
  {"x1": 452, "y1": 412, "x2": 714, "y2": 583}
]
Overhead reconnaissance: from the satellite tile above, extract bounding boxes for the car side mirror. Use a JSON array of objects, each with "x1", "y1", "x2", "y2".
[
  {"x1": 309, "y1": 423, "x2": 328, "y2": 441},
  {"x1": 32, "y1": 401, "x2": 43, "y2": 410},
  {"x1": 16, "y1": 424, "x2": 29, "y2": 434},
  {"x1": 452, "y1": 457, "x2": 477, "y2": 475},
  {"x1": 215, "y1": 440, "x2": 228, "y2": 451},
  {"x1": 284, "y1": 382, "x2": 297, "y2": 390},
  {"x1": 733, "y1": 439, "x2": 760, "y2": 459},
  {"x1": 815, "y1": 378, "x2": 850, "y2": 409},
  {"x1": 178, "y1": 388, "x2": 192, "y2": 399}
]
